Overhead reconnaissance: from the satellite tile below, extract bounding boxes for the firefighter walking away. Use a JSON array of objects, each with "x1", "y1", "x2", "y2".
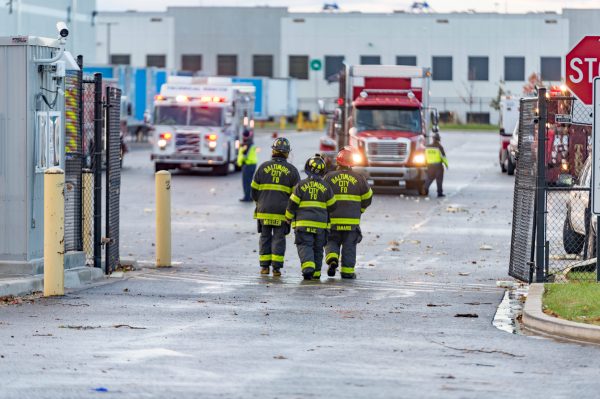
[
  {"x1": 286, "y1": 155, "x2": 336, "y2": 280},
  {"x1": 324, "y1": 147, "x2": 373, "y2": 279},
  {"x1": 251, "y1": 138, "x2": 300, "y2": 276},
  {"x1": 237, "y1": 129, "x2": 258, "y2": 202},
  {"x1": 424, "y1": 133, "x2": 448, "y2": 197}
]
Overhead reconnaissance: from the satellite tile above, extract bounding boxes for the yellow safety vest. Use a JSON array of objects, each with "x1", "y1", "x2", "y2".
[
  {"x1": 237, "y1": 145, "x2": 257, "y2": 166},
  {"x1": 425, "y1": 147, "x2": 448, "y2": 167}
]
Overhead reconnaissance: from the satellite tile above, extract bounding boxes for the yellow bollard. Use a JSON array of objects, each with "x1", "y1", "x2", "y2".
[
  {"x1": 44, "y1": 167, "x2": 65, "y2": 297},
  {"x1": 82, "y1": 170, "x2": 93, "y2": 262},
  {"x1": 279, "y1": 116, "x2": 287, "y2": 131},
  {"x1": 155, "y1": 170, "x2": 172, "y2": 267},
  {"x1": 297, "y1": 112, "x2": 304, "y2": 132},
  {"x1": 318, "y1": 114, "x2": 325, "y2": 131}
]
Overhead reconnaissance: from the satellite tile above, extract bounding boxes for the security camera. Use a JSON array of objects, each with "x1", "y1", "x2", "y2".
[{"x1": 56, "y1": 22, "x2": 69, "y2": 38}]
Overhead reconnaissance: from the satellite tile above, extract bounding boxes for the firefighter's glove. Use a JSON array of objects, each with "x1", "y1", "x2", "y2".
[
  {"x1": 257, "y1": 221, "x2": 262, "y2": 233},
  {"x1": 284, "y1": 222, "x2": 291, "y2": 236}
]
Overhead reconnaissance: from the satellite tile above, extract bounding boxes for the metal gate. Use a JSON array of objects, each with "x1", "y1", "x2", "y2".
[
  {"x1": 64, "y1": 66, "x2": 83, "y2": 253},
  {"x1": 105, "y1": 86, "x2": 122, "y2": 274},
  {"x1": 509, "y1": 87, "x2": 594, "y2": 283},
  {"x1": 508, "y1": 98, "x2": 538, "y2": 282}
]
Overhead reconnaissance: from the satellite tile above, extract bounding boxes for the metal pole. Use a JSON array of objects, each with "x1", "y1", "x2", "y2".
[
  {"x1": 106, "y1": 24, "x2": 111, "y2": 64},
  {"x1": 535, "y1": 87, "x2": 548, "y2": 283},
  {"x1": 77, "y1": 55, "x2": 84, "y2": 251},
  {"x1": 44, "y1": 167, "x2": 65, "y2": 297},
  {"x1": 155, "y1": 171, "x2": 172, "y2": 267},
  {"x1": 597, "y1": 215, "x2": 600, "y2": 282},
  {"x1": 93, "y1": 73, "x2": 103, "y2": 270}
]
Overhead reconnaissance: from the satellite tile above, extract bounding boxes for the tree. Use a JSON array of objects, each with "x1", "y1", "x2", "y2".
[
  {"x1": 489, "y1": 80, "x2": 505, "y2": 112},
  {"x1": 523, "y1": 73, "x2": 543, "y2": 96}
]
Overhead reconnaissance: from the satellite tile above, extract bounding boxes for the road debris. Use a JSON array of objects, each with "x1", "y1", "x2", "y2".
[
  {"x1": 479, "y1": 244, "x2": 493, "y2": 251},
  {"x1": 454, "y1": 313, "x2": 479, "y2": 318}
]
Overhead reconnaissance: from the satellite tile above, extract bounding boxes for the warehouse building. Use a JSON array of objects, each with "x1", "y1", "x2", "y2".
[{"x1": 96, "y1": 7, "x2": 598, "y2": 124}]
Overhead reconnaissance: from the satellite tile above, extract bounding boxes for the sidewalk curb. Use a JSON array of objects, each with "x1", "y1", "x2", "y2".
[
  {"x1": 0, "y1": 267, "x2": 105, "y2": 298},
  {"x1": 522, "y1": 283, "x2": 600, "y2": 345}
]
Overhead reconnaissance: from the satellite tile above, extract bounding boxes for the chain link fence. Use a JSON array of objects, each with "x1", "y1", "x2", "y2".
[
  {"x1": 105, "y1": 86, "x2": 122, "y2": 274},
  {"x1": 81, "y1": 76, "x2": 97, "y2": 265}
]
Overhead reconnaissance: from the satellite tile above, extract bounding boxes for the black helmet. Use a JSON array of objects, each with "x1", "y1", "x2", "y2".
[
  {"x1": 433, "y1": 133, "x2": 441, "y2": 142},
  {"x1": 304, "y1": 154, "x2": 327, "y2": 178},
  {"x1": 271, "y1": 137, "x2": 291, "y2": 154},
  {"x1": 242, "y1": 129, "x2": 253, "y2": 143}
]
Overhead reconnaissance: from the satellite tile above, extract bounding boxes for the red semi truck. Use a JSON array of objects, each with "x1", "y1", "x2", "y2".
[{"x1": 320, "y1": 65, "x2": 438, "y2": 192}]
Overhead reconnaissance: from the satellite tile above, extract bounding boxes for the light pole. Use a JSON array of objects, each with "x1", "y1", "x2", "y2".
[{"x1": 99, "y1": 22, "x2": 118, "y2": 64}]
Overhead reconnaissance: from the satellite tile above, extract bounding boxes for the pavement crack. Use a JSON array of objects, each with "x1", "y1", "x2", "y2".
[{"x1": 427, "y1": 339, "x2": 524, "y2": 358}]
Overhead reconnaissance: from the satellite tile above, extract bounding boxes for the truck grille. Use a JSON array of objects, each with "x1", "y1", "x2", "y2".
[
  {"x1": 176, "y1": 133, "x2": 201, "y2": 154},
  {"x1": 367, "y1": 141, "x2": 409, "y2": 163}
]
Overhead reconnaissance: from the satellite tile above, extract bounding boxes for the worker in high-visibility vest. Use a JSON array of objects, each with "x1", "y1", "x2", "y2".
[
  {"x1": 237, "y1": 129, "x2": 258, "y2": 202},
  {"x1": 424, "y1": 133, "x2": 448, "y2": 197}
]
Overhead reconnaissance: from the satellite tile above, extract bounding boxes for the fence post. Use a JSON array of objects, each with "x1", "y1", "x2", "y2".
[
  {"x1": 82, "y1": 169, "x2": 93, "y2": 262},
  {"x1": 93, "y1": 73, "x2": 103, "y2": 270},
  {"x1": 535, "y1": 87, "x2": 548, "y2": 283},
  {"x1": 44, "y1": 167, "x2": 65, "y2": 297},
  {"x1": 155, "y1": 171, "x2": 172, "y2": 267}
]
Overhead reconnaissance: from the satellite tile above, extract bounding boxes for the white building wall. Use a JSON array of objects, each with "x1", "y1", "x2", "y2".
[
  {"x1": 96, "y1": 12, "x2": 175, "y2": 69},
  {"x1": 0, "y1": 0, "x2": 96, "y2": 62},
  {"x1": 280, "y1": 12, "x2": 569, "y2": 123}
]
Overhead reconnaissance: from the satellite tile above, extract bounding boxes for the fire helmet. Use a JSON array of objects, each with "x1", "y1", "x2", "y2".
[
  {"x1": 271, "y1": 137, "x2": 291, "y2": 154},
  {"x1": 336, "y1": 146, "x2": 355, "y2": 168},
  {"x1": 305, "y1": 154, "x2": 327, "y2": 178}
]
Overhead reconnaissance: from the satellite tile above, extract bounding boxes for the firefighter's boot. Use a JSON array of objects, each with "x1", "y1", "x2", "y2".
[
  {"x1": 260, "y1": 266, "x2": 270, "y2": 275},
  {"x1": 302, "y1": 267, "x2": 315, "y2": 280},
  {"x1": 327, "y1": 259, "x2": 338, "y2": 277},
  {"x1": 272, "y1": 268, "x2": 282, "y2": 277}
]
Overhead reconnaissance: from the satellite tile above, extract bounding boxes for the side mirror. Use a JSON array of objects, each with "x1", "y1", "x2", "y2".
[
  {"x1": 225, "y1": 112, "x2": 233, "y2": 125},
  {"x1": 318, "y1": 99, "x2": 325, "y2": 115}
]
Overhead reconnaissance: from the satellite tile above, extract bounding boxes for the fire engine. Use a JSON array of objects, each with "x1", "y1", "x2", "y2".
[
  {"x1": 151, "y1": 77, "x2": 255, "y2": 175},
  {"x1": 320, "y1": 65, "x2": 439, "y2": 192}
]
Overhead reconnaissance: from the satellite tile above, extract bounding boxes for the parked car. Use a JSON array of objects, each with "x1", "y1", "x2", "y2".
[
  {"x1": 563, "y1": 155, "x2": 596, "y2": 256},
  {"x1": 502, "y1": 121, "x2": 518, "y2": 175}
]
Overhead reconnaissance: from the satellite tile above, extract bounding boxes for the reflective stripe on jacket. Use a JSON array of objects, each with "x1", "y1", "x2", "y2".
[
  {"x1": 251, "y1": 157, "x2": 300, "y2": 220},
  {"x1": 324, "y1": 169, "x2": 372, "y2": 231},
  {"x1": 286, "y1": 177, "x2": 336, "y2": 231},
  {"x1": 237, "y1": 144, "x2": 258, "y2": 167}
]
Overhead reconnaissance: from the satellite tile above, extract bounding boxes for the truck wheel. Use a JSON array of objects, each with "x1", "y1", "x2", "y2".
[
  {"x1": 507, "y1": 154, "x2": 516, "y2": 176},
  {"x1": 500, "y1": 150, "x2": 507, "y2": 173},
  {"x1": 563, "y1": 217, "x2": 585, "y2": 255},
  {"x1": 214, "y1": 163, "x2": 230, "y2": 176}
]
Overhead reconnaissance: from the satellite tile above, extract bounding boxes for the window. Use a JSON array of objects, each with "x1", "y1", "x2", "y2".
[
  {"x1": 468, "y1": 56, "x2": 488, "y2": 81},
  {"x1": 217, "y1": 55, "x2": 237, "y2": 76},
  {"x1": 147, "y1": 54, "x2": 166, "y2": 68},
  {"x1": 360, "y1": 55, "x2": 381, "y2": 65},
  {"x1": 432, "y1": 56, "x2": 452, "y2": 81},
  {"x1": 181, "y1": 55, "x2": 202, "y2": 72},
  {"x1": 504, "y1": 57, "x2": 525, "y2": 81},
  {"x1": 253, "y1": 55, "x2": 273, "y2": 77},
  {"x1": 396, "y1": 56, "x2": 417, "y2": 66},
  {"x1": 190, "y1": 107, "x2": 223, "y2": 127},
  {"x1": 110, "y1": 54, "x2": 130, "y2": 65},
  {"x1": 325, "y1": 55, "x2": 344, "y2": 81},
  {"x1": 541, "y1": 57, "x2": 561, "y2": 81},
  {"x1": 355, "y1": 108, "x2": 422, "y2": 134},
  {"x1": 154, "y1": 105, "x2": 187, "y2": 126},
  {"x1": 466, "y1": 112, "x2": 490, "y2": 124},
  {"x1": 289, "y1": 55, "x2": 309, "y2": 79}
]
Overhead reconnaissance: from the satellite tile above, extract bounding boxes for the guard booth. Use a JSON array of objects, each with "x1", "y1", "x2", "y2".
[{"x1": 0, "y1": 36, "x2": 82, "y2": 275}]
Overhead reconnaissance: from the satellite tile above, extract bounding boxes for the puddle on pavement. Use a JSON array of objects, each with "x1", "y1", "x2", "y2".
[{"x1": 492, "y1": 285, "x2": 528, "y2": 334}]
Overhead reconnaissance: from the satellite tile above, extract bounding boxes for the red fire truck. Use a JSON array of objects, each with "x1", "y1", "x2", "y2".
[{"x1": 320, "y1": 65, "x2": 438, "y2": 192}]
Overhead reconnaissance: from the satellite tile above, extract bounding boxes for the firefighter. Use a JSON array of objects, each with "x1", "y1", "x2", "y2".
[
  {"x1": 251, "y1": 138, "x2": 300, "y2": 276},
  {"x1": 286, "y1": 155, "x2": 337, "y2": 280},
  {"x1": 324, "y1": 146, "x2": 373, "y2": 279},
  {"x1": 424, "y1": 133, "x2": 448, "y2": 198},
  {"x1": 237, "y1": 129, "x2": 258, "y2": 202}
]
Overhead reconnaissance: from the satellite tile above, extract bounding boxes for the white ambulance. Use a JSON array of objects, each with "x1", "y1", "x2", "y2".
[{"x1": 151, "y1": 77, "x2": 255, "y2": 175}]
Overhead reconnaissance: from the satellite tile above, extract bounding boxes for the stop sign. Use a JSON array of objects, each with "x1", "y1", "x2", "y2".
[{"x1": 566, "y1": 36, "x2": 600, "y2": 104}]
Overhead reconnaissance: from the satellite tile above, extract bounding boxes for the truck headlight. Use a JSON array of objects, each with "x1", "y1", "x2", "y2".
[
  {"x1": 208, "y1": 141, "x2": 217, "y2": 150},
  {"x1": 413, "y1": 153, "x2": 426, "y2": 165},
  {"x1": 352, "y1": 152, "x2": 363, "y2": 165},
  {"x1": 157, "y1": 139, "x2": 167, "y2": 149}
]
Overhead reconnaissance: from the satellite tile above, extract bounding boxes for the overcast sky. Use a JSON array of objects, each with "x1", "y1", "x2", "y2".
[{"x1": 97, "y1": 0, "x2": 598, "y2": 13}]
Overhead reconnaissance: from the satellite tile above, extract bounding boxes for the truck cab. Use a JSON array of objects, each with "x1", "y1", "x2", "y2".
[
  {"x1": 322, "y1": 65, "x2": 436, "y2": 192},
  {"x1": 151, "y1": 77, "x2": 255, "y2": 175}
]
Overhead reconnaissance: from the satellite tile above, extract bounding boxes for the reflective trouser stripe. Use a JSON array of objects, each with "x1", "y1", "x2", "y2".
[
  {"x1": 252, "y1": 182, "x2": 292, "y2": 194},
  {"x1": 295, "y1": 220, "x2": 329, "y2": 229},
  {"x1": 325, "y1": 253, "x2": 339, "y2": 262},
  {"x1": 301, "y1": 261, "x2": 315, "y2": 270},
  {"x1": 255, "y1": 213, "x2": 286, "y2": 221},
  {"x1": 271, "y1": 254, "x2": 285, "y2": 263},
  {"x1": 313, "y1": 271, "x2": 321, "y2": 278},
  {"x1": 260, "y1": 254, "x2": 272, "y2": 262},
  {"x1": 330, "y1": 218, "x2": 360, "y2": 225},
  {"x1": 334, "y1": 194, "x2": 361, "y2": 202},
  {"x1": 299, "y1": 201, "x2": 327, "y2": 208},
  {"x1": 341, "y1": 266, "x2": 355, "y2": 274}
]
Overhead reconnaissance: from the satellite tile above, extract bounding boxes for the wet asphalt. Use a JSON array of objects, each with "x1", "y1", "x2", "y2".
[{"x1": 1, "y1": 130, "x2": 600, "y2": 398}]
